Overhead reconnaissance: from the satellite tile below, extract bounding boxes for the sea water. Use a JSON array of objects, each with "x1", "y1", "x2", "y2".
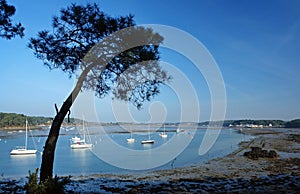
[{"x1": 0, "y1": 126, "x2": 251, "y2": 178}]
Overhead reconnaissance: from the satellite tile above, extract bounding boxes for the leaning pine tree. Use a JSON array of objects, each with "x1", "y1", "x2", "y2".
[{"x1": 28, "y1": 3, "x2": 170, "y2": 183}]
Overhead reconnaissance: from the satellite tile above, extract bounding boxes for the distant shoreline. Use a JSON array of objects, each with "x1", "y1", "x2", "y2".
[
  {"x1": 0, "y1": 124, "x2": 297, "y2": 132},
  {"x1": 0, "y1": 126, "x2": 44, "y2": 131},
  {"x1": 1, "y1": 111, "x2": 299, "y2": 129}
]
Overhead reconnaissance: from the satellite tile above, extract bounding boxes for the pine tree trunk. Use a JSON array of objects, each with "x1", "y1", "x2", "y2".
[
  {"x1": 39, "y1": 94, "x2": 74, "y2": 182},
  {"x1": 39, "y1": 68, "x2": 90, "y2": 183}
]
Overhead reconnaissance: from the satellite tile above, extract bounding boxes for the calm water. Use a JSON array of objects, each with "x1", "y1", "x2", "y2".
[{"x1": 0, "y1": 126, "x2": 251, "y2": 178}]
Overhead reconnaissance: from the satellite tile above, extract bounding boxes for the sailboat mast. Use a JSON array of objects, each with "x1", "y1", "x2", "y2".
[
  {"x1": 83, "y1": 117, "x2": 86, "y2": 141},
  {"x1": 25, "y1": 119, "x2": 28, "y2": 149}
]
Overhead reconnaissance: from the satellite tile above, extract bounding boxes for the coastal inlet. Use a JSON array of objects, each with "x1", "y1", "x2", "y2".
[{"x1": 0, "y1": 125, "x2": 251, "y2": 178}]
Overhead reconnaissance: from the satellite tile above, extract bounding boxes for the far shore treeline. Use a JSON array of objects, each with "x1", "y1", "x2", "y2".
[
  {"x1": 0, "y1": 112, "x2": 300, "y2": 129},
  {"x1": 0, "y1": 112, "x2": 81, "y2": 129}
]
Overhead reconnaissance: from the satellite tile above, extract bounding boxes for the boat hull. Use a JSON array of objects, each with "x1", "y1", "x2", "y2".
[
  {"x1": 10, "y1": 149, "x2": 37, "y2": 155},
  {"x1": 127, "y1": 138, "x2": 135, "y2": 143},
  {"x1": 160, "y1": 133, "x2": 168, "y2": 138},
  {"x1": 141, "y1": 140, "x2": 154, "y2": 144},
  {"x1": 70, "y1": 144, "x2": 93, "y2": 149}
]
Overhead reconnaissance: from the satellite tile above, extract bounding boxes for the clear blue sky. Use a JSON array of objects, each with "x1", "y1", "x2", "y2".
[{"x1": 0, "y1": 0, "x2": 299, "y2": 122}]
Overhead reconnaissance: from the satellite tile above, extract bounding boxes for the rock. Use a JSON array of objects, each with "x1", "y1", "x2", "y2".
[
  {"x1": 128, "y1": 187, "x2": 138, "y2": 193},
  {"x1": 268, "y1": 150, "x2": 278, "y2": 158},
  {"x1": 244, "y1": 147, "x2": 279, "y2": 159}
]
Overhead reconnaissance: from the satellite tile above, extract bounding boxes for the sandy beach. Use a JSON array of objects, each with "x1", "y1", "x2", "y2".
[{"x1": 1, "y1": 128, "x2": 300, "y2": 193}]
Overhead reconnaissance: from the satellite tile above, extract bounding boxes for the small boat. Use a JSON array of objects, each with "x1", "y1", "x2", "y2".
[
  {"x1": 10, "y1": 119, "x2": 37, "y2": 155},
  {"x1": 141, "y1": 125, "x2": 154, "y2": 144},
  {"x1": 10, "y1": 147, "x2": 37, "y2": 155},
  {"x1": 159, "y1": 133, "x2": 168, "y2": 138},
  {"x1": 68, "y1": 126, "x2": 75, "y2": 131},
  {"x1": 141, "y1": 139, "x2": 154, "y2": 144},
  {"x1": 159, "y1": 124, "x2": 168, "y2": 138},
  {"x1": 127, "y1": 137, "x2": 135, "y2": 143},
  {"x1": 70, "y1": 119, "x2": 92, "y2": 149},
  {"x1": 127, "y1": 128, "x2": 135, "y2": 143},
  {"x1": 71, "y1": 140, "x2": 93, "y2": 149},
  {"x1": 176, "y1": 128, "x2": 185, "y2": 134},
  {"x1": 71, "y1": 136, "x2": 81, "y2": 143}
]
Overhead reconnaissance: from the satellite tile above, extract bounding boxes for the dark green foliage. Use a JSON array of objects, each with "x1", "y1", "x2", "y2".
[
  {"x1": 28, "y1": 3, "x2": 136, "y2": 75},
  {"x1": 25, "y1": 168, "x2": 70, "y2": 194},
  {"x1": 0, "y1": 112, "x2": 82, "y2": 128},
  {"x1": 25, "y1": 169, "x2": 39, "y2": 193},
  {"x1": 0, "y1": 112, "x2": 42, "y2": 128},
  {"x1": 28, "y1": 3, "x2": 169, "y2": 109},
  {"x1": 0, "y1": 112, "x2": 51, "y2": 128},
  {"x1": 285, "y1": 119, "x2": 300, "y2": 128},
  {"x1": 0, "y1": 112, "x2": 23, "y2": 127},
  {"x1": 0, "y1": 0, "x2": 24, "y2": 39}
]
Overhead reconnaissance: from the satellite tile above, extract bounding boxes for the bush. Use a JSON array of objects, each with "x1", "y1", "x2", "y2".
[
  {"x1": 285, "y1": 119, "x2": 300, "y2": 128},
  {"x1": 25, "y1": 168, "x2": 70, "y2": 194}
]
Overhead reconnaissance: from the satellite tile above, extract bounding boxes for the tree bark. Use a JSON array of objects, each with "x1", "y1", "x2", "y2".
[{"x1": 39, "y1": 67, "x2": 90, "y2": 183}]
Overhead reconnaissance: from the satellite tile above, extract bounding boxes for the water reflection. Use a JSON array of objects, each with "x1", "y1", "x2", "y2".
[{"x1": 70, "y1": 149, "x2": 89, "y2": 166}]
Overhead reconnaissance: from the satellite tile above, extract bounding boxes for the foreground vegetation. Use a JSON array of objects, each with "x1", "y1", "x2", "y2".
[{"x1": 25, "y1": 168, "x2": 70, "y2": 194}]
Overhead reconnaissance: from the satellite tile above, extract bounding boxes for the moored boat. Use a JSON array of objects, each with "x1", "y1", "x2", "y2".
[
  {"x1": 70, "y1": 119, "x2": 93, "y2": 149},
  {"x1": 127, "y1": 137, "x2": 135, "y2": 143},
  {"x1": 141, "y1": 125, "x2": 154, "y2": 144},
  {"x1": 10, "y1": 119, "x2": 37, "y2": 155},
  {"x1": 141, "y1": 139, "x2": 154, "y2": 144},
  {"x1": 71, "y1": 140, "x2": 93, "y2": 149}
]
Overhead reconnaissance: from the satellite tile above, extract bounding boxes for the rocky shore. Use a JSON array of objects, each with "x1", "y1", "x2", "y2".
[{"x1": 1, "y1": 128, "x2": 300, "y2": 193}]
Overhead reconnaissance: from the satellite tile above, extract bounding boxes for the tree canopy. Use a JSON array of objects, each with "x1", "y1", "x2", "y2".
[
  {"x1": 0, "y1": 0, "x2": 24, "y2": 39},
  {"x1": 285, "y1": 119, "x2": 300, "y2": 128},
  {"x1": 28, "y1": 3, "x2": 169, "y2": 108}
]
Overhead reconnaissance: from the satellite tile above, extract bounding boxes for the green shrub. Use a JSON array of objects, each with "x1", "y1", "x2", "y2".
[{"x1": 25, "y1": 168, "x2": 70, "y2": 194}]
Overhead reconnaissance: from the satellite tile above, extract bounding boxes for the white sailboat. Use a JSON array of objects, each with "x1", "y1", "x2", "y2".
[
  {"x1": 70, "y1": 139, "x2": 93, "y2": 149},
  {"x1": 70, "y1": 119, "x2": 92, "y2": 149},
  {"x1": 127, "y1": 128, "x2": 135, "y2": 143},
  {"x1": 10, "y1": 119, "x2": 37, "y2": 155},
  {"x1": 71, "y1": 136, "x2": 81, "y2": 143},
  {"x1": 141, "y1": 125, "x2": 154, "y2": 144},
  {"x1": 159, "y1": 124, "x2": 168, "y2": 138},
  {"x1": 141, "y1": 139, "x2": 154, "y2": 144}
]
